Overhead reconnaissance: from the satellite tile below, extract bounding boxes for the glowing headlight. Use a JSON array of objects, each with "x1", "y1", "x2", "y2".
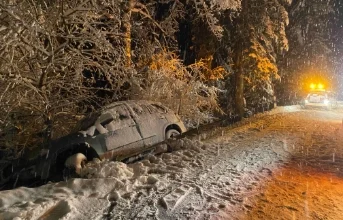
[
  {"x1": 305, "y1": 99, "x2": 309, "y2": 104},
  {"x1": 324, "y1": 99, "x2": 330, "y2": 105}
]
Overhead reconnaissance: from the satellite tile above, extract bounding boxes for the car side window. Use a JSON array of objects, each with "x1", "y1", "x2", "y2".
[
  {"x1": 144, "y1": 104, "x2": 157, "y2": 114},
  {"x1": 76, "y1": 112, "x2": 100, "y2": 131},
  {"x1": 132, "y1": 104, "x2": 151, "y2": 115},
  {"x1": 132, "y1": 104, "x2": 144, "y2": 115},
  {"x1": 94, "y1": 112, "x2": 113, "y2": 135},
  {"x1": 77, "y1": 112, "x2": 104, "y2": 136},
  {"x1": 79, "y1": 105, "x2": 135, "y2": 136},
  {"x1": 104, "y1": 105, "x2": 134, "y2": 131},
  {"x1": 150, "y1": 104, "x2": 168, "y2": 114}
]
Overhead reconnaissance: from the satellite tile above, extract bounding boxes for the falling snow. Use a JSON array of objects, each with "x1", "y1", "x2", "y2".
[{"x1": 2, "y1": 106, "x2": 343, "y2": 219}]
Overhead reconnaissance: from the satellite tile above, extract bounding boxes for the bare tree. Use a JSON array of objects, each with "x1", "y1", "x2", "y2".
[
  {"x1": 0, "y1": 0, "x2": 133, "y2": 153},
  {"x1": 0, "y1": 0, "x2": 244, "y2": 154}
]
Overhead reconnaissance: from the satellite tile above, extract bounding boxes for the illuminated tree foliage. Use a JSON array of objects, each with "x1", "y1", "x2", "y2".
[
  {"x1": 229, "y1": 0, "x2": 290, "y2": 117},
  {"x1": 175, "y1": 0, "x2": 290, "y2": 117},
  {"x1": 0, "y1": 0, "x2": 239, "y2": 152},
  {"x1": 0, "y1": 0, "x2": 294, "y2": 152}
]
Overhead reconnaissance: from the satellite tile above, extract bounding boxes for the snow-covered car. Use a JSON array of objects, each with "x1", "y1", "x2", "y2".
[
  {"x1": 1, "y1": 100, "x2": 187, "y2": 186},
  {"x1": 300, "y1": 90, "x2": 338, "y2": 110}
]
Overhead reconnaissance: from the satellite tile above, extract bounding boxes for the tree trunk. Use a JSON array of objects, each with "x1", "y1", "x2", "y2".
[
  {"x1": 233, "y1": 0, "x2": 248, "y2": 119},
  {"x1": 235, "y1": 62, "x2": 245, "y2": 118}
]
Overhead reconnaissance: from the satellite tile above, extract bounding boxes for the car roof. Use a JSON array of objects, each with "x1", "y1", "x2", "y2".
[
  {"x1": 101, "y1": 100, "x2": 167, "y2": 111},
  {"x1": 73, "y1": 100, "x2": 170, "y2": 131},
  {"x1": 308, "y1": 90, "x2": 332, "y2": 94}
]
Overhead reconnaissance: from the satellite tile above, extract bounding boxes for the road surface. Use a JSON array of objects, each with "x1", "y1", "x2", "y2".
[{"x1": 1, "y1": 106, "x2": 343, "y2": 220}]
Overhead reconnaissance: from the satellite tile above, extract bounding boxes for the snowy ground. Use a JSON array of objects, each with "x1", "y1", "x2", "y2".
[{"x1": 2, "y1": 105, "x2": 343, "y2": 220}]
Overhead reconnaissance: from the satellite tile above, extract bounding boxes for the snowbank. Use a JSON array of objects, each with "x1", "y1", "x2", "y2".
[
  {"x1": 0, "y1": 138, "x2": 209, "y2": 220},
  {"x1": 2, "y1": 108, "x2": 335, "y2": 219}
]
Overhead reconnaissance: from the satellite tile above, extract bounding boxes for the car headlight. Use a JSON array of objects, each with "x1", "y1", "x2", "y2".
[
  {"x1": 305, "y1": 99, "x2": 309, "y2": 104},
  {"x1": 324, "y1": 99, "x2": 330, "y2": 105}
]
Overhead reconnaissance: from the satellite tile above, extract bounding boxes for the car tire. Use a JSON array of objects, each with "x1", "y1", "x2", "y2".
[
  {"x1": 166, "y1": 129, "x2": 180, "y2": 139},
  {"x1": 63, "y1": 153, "x2": 87, "y2": 180},
  {"x1": 165, "y1": 129, "x2": 180, "y2": 153}
]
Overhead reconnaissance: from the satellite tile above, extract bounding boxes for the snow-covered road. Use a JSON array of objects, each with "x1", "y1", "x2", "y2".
[{"x1": 2, "y1": 106, "x2": 343, "y2": 220}]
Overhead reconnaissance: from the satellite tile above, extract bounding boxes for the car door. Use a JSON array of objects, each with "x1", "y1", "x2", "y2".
[
  {"x1": 96, "y1": 105, "x2": 144, "y2": 158},
  {"x1": 130, "y1": 103, "x2": 168, "y2": 147}
]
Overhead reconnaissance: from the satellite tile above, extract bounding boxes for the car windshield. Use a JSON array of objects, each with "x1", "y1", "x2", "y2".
[
  {"x1": 74, "y1": 112, "x2": 101, "y2": 131},
  {"x1": 308, "y1": 91, "x2": 327, "y2": 97}
]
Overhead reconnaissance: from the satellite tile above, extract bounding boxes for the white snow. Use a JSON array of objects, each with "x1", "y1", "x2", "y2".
[{"x1": 1, "y1": 106, "x2": 343, "y2": 219}]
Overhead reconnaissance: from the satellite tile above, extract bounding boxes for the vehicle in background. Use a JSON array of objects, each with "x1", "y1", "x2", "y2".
[
  {"x1": 0, "y1": 100, "x2": 187, "y2": 187},
  {"x1": 300, "y1": 90, "x2": 338, "y2": 110}
]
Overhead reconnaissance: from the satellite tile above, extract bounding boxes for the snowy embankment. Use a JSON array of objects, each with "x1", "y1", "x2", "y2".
[
  {"x1": 1, "y1": 134, "x2": 287, "y2": 220},
  {"x1": 2, "y1": 105, "x2": 343, "y2": 219}
]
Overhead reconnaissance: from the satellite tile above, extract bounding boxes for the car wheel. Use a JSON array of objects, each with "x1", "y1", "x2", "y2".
[
  {"x1": 63, "y1": 153, "x2": 87, "y2": 179},
  {"x1": 165, "y1": 129, "x2": 180, "y2": 153},
  {"x1": 166, "y1": 129, "x2": 180, "y2": 139}
]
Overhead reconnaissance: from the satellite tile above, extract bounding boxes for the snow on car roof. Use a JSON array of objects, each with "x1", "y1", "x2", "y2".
[
  {"x1": 101, "y1": 100, "x2": 166, "y2": 111},
  {"x1": 74, "y1": 100, "x2": 170, "y2": 131}
]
